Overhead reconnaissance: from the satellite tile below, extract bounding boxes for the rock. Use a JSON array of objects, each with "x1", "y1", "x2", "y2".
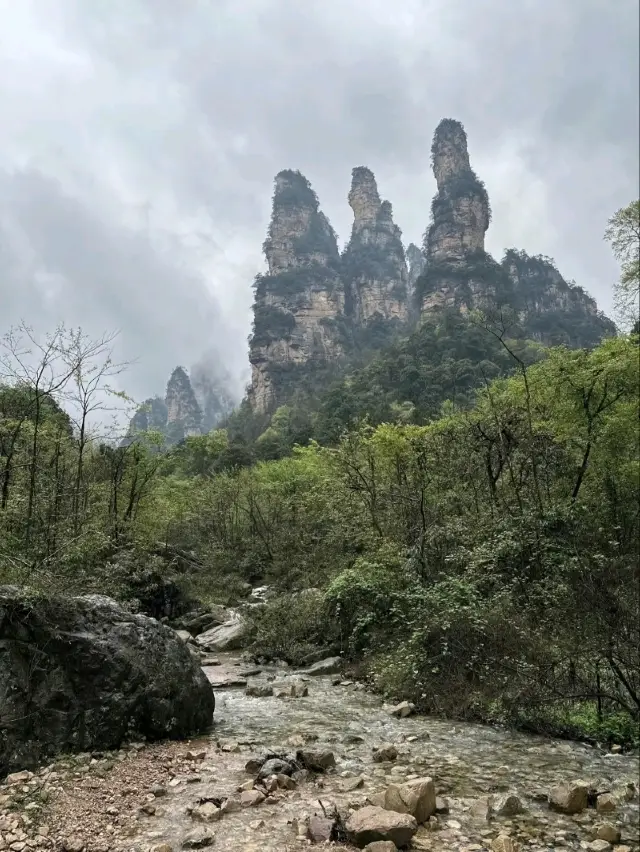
[
  {"x1": 152, "y1": 784, "x2": 168, "y2": 797},
  {"x1": 240, "y1": 789, "x2": 266, "y2": 807},
  {"x1": 296, "y1": 750, "x2": 336, "y2": 772},
  {"x1": 587, "y1": 841, "x2": 612, "y2": 851},
  {"x1": 221, "y1": 797, "x2": 241, "y2": 813},
  {"x1": 383, "y1": 777, "x2": 436, "y2": 823},
  {"x1": 346, "y1": 805, "x2": 418, "y2": 848},
  {"x1": 0, "y1": 587, "x2": 215, "y2": 776},
  {"x1": 308, "y1": 815, "x2": 335, "y2": 842},
  {"x1": 175, "y1": 629, "x2": 195, "y2": 644},
  {"x1": 191, "y1": 802, "x2": 221, "y2": 822},
  {"x1": 494, "y1": 793, "x2": 524, "y2": 817},
  {"x1": 388, "y1": 701, "x2": 415, "y2": 719},
  {"x1": 186, "y1": 749, "x2": 207, "y2": 761},
  {"x1": 305, "y1": 656, "x2": 343, "y2": 676},
  {"x1": 596, "y1": 792, "x2": 617, "y2": 813},
  {"x1": 342, "y1": 776, "x2": 365, "y2": 792},
  {"x1": 595, "y1": 823, "x2": 621, "y2": 843},
  {"x1": 245, "y1": 681, "x2": 274, "y2": 698},
  {"x1": 62, "y1": 839, "x2": 85, "y2": 852},
  {"x1": 257, "y1": 758, "x2": 295, "y2": 779},
  {"x1": 151, "y1": 845, "x2": 174, "y2": 852},
  {"x1": 363, "y1": 843, "x2": 398, "y2": 852},
  {"x1": 182, "y1": 828, "x2": 215, "y2": 849},
  {"x1": 195, "y1": 611, "x2": 249, "y2": 652},
  {"x1": 372, "y1": 744, "x2": 398, "y2": 763},
  {"x1": 549, "y1": 781, "x2": 589, "y2": 814},
  {"x1": 492, "y1": 835, "x2": 519, "y2": 852}
]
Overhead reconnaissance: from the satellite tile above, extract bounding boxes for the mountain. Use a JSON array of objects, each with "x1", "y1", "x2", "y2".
[{"x1": 244, "y1": 118, "x2": 615, "y2": 418}]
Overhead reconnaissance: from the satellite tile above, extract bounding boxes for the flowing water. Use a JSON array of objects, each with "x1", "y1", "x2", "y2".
[{"x1": 135, "y1": 655, "x2": 638, "y2": 851}]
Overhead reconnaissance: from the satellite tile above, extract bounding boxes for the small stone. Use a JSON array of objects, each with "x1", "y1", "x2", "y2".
[
  {"x1": 549, "y1": 781, "x2": 588, "y2": 814},
  {"x1": 140, "y1": 802, "x2": 156, "y2": 815},
  {"x1": 62, "y1": 839, "x2": 84, "y2": 852},
  {"x1": 341, "y1": 776, "x2": 365, "y2": 792},
  {"x1": 245, "y1": 681, "x2": 274, "y2": 698},
  {"x1": 372, "y1": 744, "x2": 398, "y2": 763},
  {"x1": 152, "y1": 785, "x2": 168, "y2": 797},
  {"x1": 587, "y1": 841, "x2": 612, "y2": 851},
  {"x1": 191, "y1": 802, "x2": 221, "y2": 822},
  {"x1": 297, "y1": 750, "x2": 336, "y2": 772},
  {"x1": 308, "y1": 815, "x2": 334, "y2": 842},
  {"x1": 596, "y1": 792, "x2": 617, "y2": 813},
  {"x1": 364, "y1": 843, "x2": 397, "y2": 852},
  {"x1": 595, "y1": 823, "x2": 621, "y2": 843},
  {"x1": 470, "y1": 796, "x2": 493, "y2": 821},
  {"x1": 182, "y1": 828, "x2": 215, "y2": 849},
  {"x1": 492, "y1": 835, "x2": 519, "y2": 852},
  {"x1": 249, "y1": 819, "x2": 265, "y2": 829},
  {"x1": 186, "y1": 750, "x2": 207, "y2": 761},
  {"x1": 240, "y1": 789, "x2": 266, "y2": 807},
  {"x1": 494, "y1": 793, "x2": 524, "y2": 817},
  {"x1": 383, "y1": 777, "x2": 436, "y2": 823},
  {"x1": 346, "y1": 805, "x2": 417, "y2": 848},
  {"x1": 221, "y1": 796, "x2": 241, "y2": 814},
  {"x1": 435, "y1": 797, "x2": 449, "y2": 814},
  {"x1": 388, "y1": 701, "x2": 415, "y2": 718},
  {"x1": 151, "y1": 845, "x2": 174, "y2": 852}
]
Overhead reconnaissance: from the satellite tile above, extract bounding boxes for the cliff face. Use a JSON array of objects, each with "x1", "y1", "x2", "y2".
[
  {"x1": 248, "y1": 170, "x2": 344, "y2": 413},
  {"x1": 342, "y1": 167, "x2": 408, "y2": 323},
  {"x1": 164, "y1": 367, "x2": 202, "y2": 442},
  {"x1": 503, "y1": 249, "x2": 617, "y2": 347}
]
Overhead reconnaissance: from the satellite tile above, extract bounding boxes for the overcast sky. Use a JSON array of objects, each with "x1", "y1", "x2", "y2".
[{"x1": 1, "y1": 0, "x2": 638, "y2": 402}]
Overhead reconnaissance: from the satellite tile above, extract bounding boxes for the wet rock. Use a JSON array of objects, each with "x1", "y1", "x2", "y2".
[
  {"x1": 151, "y1": 784, "x2": 168, "y2": 797},
  {"x1": 257, "y1": 757, "x2": 295, "y2": 779},
  {"x1": 494, "y1": 792, "x2": 524, "y2": 817},
  {"x1": 549, "y1": 780, "x2": 589, "y2": 814},
  {"x1": 595, "y1": 822, "x2": 621, "y2": 843},
  {"x1": 346, "y1": 805, "x2": 418, "y2": 848},
  {"x1": 596, "y1": 792, "x2": 617, "y2": 813},
  {"x1": 297, "y1": 750, "x2": 335, "y2": 772},
  {"x1": 191, "y1": 802, "x2": 221, "y2": 822},
  {"x1": 305, "y1": 657, "x2": 343, "y2": 676},
  {"x1": 245, "y1": 681, "x2": 274, "y2": 698},
  {"x1": 182, "y1": 828, "x2": 215, "y2": 849},
  {"x1": 492, "y1": 834, "x2": 519, "y2": 852},
  {"x1": 388, "y1": 701, "x2": 415, "y2": 719},
  {"x1": 308, "y1": 815, "x2": 335, "y2": 842},
  {"x1": 373, "y1": 744, "x2": 398, "y2": 763},
  {"x1": 342, "y1": 776, "x2": 365, "y2": 792},
  {"x1": 186, "y1": 750, "x2": 206, "y2": 761},
  {"x1": 383, "y1": 777, "x2": 436, "y2": 823}
]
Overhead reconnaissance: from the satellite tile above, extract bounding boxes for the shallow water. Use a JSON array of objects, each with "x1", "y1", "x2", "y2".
[{"x1": 134, "y1": 655, "x2": 639, "y2": 851}]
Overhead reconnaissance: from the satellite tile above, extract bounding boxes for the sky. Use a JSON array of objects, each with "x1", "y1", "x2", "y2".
[{"x1": 1, "y1": 0, "x2": 638, "y2": 404}]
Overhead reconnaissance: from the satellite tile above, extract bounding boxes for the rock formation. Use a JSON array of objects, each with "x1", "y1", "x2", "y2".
[
  {"x1": 416, "y1": 118, "x2": 494, "y2": 314},
  {"x1": 165, "y1": 366, "x2": 202, "y2": 441},
  {"x1": 502, "y1": 249, "x2": 616, "y2": 346},
  {"x1": 0, "y1": 586, "x2": 215, "y2": 776},
  {"x1": 342, "y1": 167, "x2": 409, "y2": 323},
  {"x1": 248, "y1": 170, "x2": 344, "y2": 413}
]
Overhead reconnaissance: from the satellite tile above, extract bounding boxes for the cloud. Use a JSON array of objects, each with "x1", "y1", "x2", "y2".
[{"x1": 1, "y1": 0, "x2": 637, "y2": 400}]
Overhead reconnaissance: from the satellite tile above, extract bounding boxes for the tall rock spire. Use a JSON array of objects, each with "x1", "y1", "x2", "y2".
[
  {"x1": 415, "y1": 119, "x2": 497, "y2": 315},
  {"x1": 248, "y1": 170, "x2": 344, "y2": 413},
  {"x1": 342, "y1": 167, "x2": 408, "y2": 323}
]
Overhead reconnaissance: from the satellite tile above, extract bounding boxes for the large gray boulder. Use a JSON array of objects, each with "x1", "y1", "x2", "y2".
[{"x1": 0, "y1": 586, "x2": 215, "y2": 777}]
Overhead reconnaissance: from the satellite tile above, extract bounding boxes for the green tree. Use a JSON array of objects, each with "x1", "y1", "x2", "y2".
[{"x1": 604, "y1": 199, "x2": 640, "y2": 330}]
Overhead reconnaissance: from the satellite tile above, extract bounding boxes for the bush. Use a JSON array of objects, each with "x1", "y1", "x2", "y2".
[{"x1": 251, "y1": 589, "x2": 339, "y2": 665}]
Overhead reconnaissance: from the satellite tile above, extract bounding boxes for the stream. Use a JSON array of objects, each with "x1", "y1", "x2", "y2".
[{"x1": 129, "y1": 654, "x2": 640, "y2": 851}]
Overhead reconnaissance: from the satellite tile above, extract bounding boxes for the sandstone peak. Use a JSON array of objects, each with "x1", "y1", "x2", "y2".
[
  {"x1": 431, "y1": 118, "x2": 472, "y2": 188},
  {"x1": 348, "y1": 166, "x2": 382, "y2": 228},
  {"x1": 264, "y1": 170, "x2": 338, "y2": 275}
]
